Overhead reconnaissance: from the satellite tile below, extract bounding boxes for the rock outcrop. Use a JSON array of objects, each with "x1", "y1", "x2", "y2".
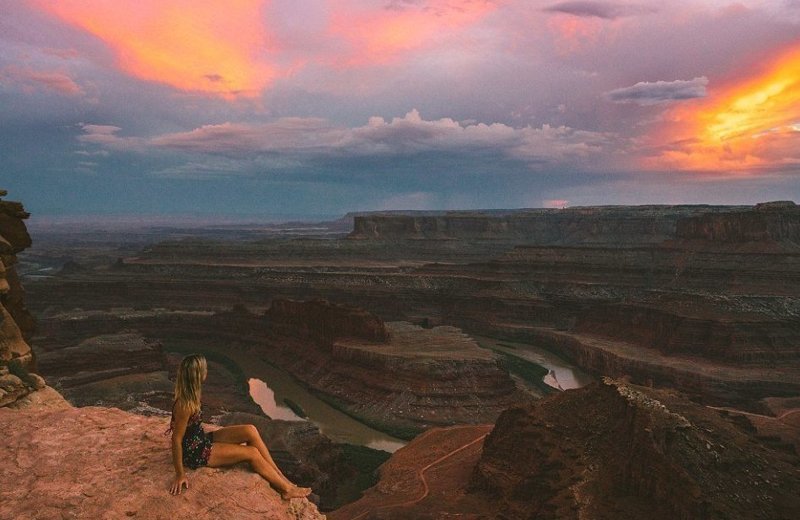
[
  {"x1": 0, "y1": 399, "x2": 325, "y2": 520},
  {"x1": 469, "y1": 378, "x2": 800, "y2": 519},
  {"x1": 333, "y1": 379, "x2": 800, "y2": 520},
  {"x1": 260, "y1": 299, "x2": 528, "y2": 439},
  {"x1": 0, "y1": 190, "x2": 37, "y2": 407}
]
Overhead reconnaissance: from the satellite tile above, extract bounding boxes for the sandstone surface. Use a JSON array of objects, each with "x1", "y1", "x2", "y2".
[{"x1": 0, "y1": 399, "x2": 325, "y2": 520}]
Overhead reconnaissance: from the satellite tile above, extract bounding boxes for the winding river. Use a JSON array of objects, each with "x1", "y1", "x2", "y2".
[{"x1": 185, "y1": 332, "x2": 590, "y2": 454}]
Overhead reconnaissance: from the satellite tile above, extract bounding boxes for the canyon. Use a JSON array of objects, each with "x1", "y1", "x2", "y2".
[
  {"x1": 25, "y1": 202, "x2": 800, "y2": 414},
  {"x1": 4, "y1": 191, "x2": 800, "y2": 519}
]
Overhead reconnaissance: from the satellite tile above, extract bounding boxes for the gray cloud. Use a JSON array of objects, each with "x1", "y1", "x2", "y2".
[
  {"x1": 543, "y1": 1, "x2": 655, "y2": 19},
  {"x1": 80, "y1": 109, "x2": 619, "y2": 173},
  {"x1": 606, "y1": 76, "x2": 708, "y2": 106}
]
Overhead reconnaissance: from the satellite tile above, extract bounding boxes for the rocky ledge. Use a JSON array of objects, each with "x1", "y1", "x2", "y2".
[{"x1": 0, "y1": 393, "x2": 325, "y2": 520}]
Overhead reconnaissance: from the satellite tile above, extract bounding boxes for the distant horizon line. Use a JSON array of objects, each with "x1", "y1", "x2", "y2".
[{"x1": 20, "y1": 199, "x2": 798, "y2": 230}]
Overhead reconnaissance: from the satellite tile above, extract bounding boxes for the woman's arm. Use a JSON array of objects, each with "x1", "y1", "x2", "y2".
[{"x1": 169, "y1": 402, "x2": 190, "y2": 494}]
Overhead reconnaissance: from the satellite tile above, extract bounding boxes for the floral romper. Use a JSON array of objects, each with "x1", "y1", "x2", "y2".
[{"x1": 164, "y1": 400, "x2": 214, "y2": 469}]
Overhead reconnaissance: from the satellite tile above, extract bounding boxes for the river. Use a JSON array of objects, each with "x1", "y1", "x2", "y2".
[{"x1": 471, "y1": 334, "x2": 594, "y2": 390}]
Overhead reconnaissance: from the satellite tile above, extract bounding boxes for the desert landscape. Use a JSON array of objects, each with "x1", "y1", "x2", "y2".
[
  {"x1": 3, "y1": 1, "x2": 800, "y2": 518},
  {"x1": 3, "y1": 190, "x2": 799, "y2": 518}
]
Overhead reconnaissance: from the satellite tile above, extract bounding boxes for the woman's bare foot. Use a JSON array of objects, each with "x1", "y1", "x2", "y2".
[{"x1": 281, "y1": 485, "x2": 312, "y2": 500}]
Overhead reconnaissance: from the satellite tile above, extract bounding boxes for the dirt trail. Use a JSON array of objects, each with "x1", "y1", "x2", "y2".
[
  {"x1": 347, "y1": 430, "x2": 490, "y2": 520},
  {"x1": 708, "y1": 405, "x2": 800, "y2": 429}
]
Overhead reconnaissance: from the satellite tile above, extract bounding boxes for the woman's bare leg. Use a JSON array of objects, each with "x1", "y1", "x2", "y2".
[
  {"x1": 206, "y1": 443, "x2": 309, "y2": 498},
  {"x1": 211, "y1": 425, "x2": 291, "y2": 481}
]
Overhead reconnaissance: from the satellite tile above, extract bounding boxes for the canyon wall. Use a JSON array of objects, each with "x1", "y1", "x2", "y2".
[
  {"x1": 676, "y1": 201, "x2": 800, "y2": 243},
  {"x1": 265, "y1": 298, "x2": 390, "y2": 344},
  {"x1": 349, "y1": 205, "x2": 749, "y2": 243}
]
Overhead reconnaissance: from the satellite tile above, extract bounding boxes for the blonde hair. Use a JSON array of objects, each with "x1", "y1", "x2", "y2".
[{"x1": 174, "y1": 353, "x2": 207, "y2": 417}]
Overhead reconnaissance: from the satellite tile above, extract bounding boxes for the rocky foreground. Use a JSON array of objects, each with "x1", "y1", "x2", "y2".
[
  {"x1": 0, "y1": 391, "x2": 325, "y2": 520},
  {"x1": 333, "y1": 378, "x2": 800, "y2": 520}
]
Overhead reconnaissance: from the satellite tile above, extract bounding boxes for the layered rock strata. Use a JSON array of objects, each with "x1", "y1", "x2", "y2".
[
  {"x1": 261, "y1": 299, "x2": 527, "y2": 439},
  {"x1": 348, "y1": 205, "x2": 750, "y2": 242}
]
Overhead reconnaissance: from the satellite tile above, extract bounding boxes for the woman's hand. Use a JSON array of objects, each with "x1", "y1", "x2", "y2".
[{"x1": 170, "y1": 473, "x2": 189, "y2": 495}]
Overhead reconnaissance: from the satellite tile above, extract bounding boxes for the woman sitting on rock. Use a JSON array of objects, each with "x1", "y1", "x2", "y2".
[{"x1": 164, "y1": 353, "x2": 311, "y2": 499}]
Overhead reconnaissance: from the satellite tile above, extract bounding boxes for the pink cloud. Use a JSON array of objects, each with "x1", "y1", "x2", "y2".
[
  {"x1": 0, "y1": 65, "x2": 83, "y2": 95},
  {"x1": 325, "y1": 0, "x2": 500, "y2": 67}
]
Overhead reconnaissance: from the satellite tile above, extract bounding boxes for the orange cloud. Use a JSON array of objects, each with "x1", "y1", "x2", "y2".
[
  {"x1": 327, "y1": 0, "x2": 498, "y2": 66},
  {"x1": 651, "y1": 43, "x2": 800, "y2": 171},
  {"x1": 33, "y1": 0, "x2": 277, "y2": 98}
]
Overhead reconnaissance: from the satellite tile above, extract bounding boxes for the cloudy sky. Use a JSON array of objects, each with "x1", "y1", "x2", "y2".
[{"x1": 1, "y1": 0, "x2": 799, "y2": 218}]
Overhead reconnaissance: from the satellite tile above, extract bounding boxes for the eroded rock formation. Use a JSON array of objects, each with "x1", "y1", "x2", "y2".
[
  {"x1": 260, "y1": 299, "x2": 528, "y2": 438},
  {"x1": 470, "y1": 378, "x2": 800, "y2": 519}
]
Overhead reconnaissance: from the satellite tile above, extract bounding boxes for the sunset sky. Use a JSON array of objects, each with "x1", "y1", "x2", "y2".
[{"x1": 1, "y1": 0, "x2": 799, "y2": 218}]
